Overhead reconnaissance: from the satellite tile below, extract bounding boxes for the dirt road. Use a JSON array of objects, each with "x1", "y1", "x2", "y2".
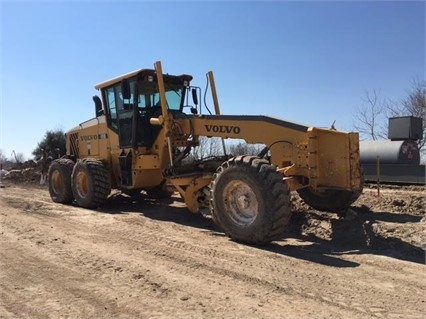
[{"x1": 1, "y1": 183, "x2": 425, "y2": 318}]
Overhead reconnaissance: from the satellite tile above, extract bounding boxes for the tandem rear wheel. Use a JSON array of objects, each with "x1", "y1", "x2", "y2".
[
  {"x1": 71, "y1": 159, "x2": 111, "y2": 209},
  {"x1": 48, "y1": 158, "x2": 75, "y2": 204},
  {"x1": 48, "y1": 158, "x2": 111, "y2": 209}
]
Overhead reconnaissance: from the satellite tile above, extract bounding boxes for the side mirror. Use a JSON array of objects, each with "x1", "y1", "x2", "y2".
[
  {"x1": 93, "y1": 95, "x2": 103, "y2": 116},
  {"x1": 121, "y1": 79, "x2": 131, "y2": 100},
  {"x1": 191, "y1": 88, "x2": 198, "y2": 106}
]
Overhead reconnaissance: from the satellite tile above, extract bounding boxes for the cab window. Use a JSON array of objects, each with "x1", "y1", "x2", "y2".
[{"x1": 105, "y1": 83, "x2": 130, "y2": 132}]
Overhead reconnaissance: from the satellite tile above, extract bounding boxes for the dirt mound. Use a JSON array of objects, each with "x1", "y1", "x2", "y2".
[
  {"x1": 1, "y1": 161, "x2": 42, "y2": 184},
  {"x1": 289, "y1": 186, "x2": 425, "y2": 263}
]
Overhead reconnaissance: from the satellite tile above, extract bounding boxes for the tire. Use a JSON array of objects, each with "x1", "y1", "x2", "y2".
[
  {"x1": 71, "y1": 159, "x2": 111, "y2": 209},
  {"x1": 297, "y1": 187, "x2": 362, "y2": 213},
  {"x1": 210, "y1": 156, "x2": 292, "y2": 244},
  {"x1": 48, "y1": 158, "x2": 75, "y2": 203}
]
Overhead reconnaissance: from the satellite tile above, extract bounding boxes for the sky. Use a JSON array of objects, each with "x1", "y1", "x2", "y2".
[{"x1": 0, "y1": 0, "x2": 425, "y2": 160}]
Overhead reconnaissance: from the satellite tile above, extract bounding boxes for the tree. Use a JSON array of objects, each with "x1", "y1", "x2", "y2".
[
  {"x1": 353, "y1": 90, "x2": 388, "y2": 141},
  {"x1": 228, "y1": 140, "x2": 265, "y2": 156},
  {"x1": 32, "y1": 129, "x2": 66, "y2": 159},
  {"x1": 185, "y1": 137, "x2": 223, "y2": 161},
  {"x1": 185, "y1": 138, "x2": 265, "y2": 161}
]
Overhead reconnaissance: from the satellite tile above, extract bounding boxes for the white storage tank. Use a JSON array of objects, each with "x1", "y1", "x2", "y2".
[{"x1": 360, "y1": 140, "x2": 420, "y2": 165}]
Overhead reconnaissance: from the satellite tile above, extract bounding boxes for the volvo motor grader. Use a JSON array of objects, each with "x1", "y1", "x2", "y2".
[{"x1": 48, "y1": 61, "x2": 363, "y2": 244}]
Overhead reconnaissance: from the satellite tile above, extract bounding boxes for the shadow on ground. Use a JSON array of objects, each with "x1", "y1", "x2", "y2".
[
  {"x1": 287, "y1": 206, "x2": 425, "y2": 265},
  {"x1": 97, "y1": 192, "x2": 425, "y2": 266},
  {"x1": 98, "y1": 192, "x2": 221, "y2": 233}
]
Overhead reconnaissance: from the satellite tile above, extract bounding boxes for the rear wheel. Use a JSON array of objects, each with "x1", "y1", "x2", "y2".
[
  {"x1": 48, "y1": 158, "x2": 75, "y2": 203},
  {"x1": 211, "y1": 156, "x2": 292, "y2": 244},
  {"x1": 71, "y1": 159, "x2": 111, "y2": 208}
]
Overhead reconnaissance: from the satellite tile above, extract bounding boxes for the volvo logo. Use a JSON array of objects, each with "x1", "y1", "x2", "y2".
[
  {"x1": 80, "y1": 134, "x2": 98, "y2": 141},
  {"x1": 205, "y1": 125, "x2": 241, "y2": 134}
]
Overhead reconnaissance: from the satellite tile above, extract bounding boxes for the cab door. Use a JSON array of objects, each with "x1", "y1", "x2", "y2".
[{"x1": 104, "y1": 82, "x2": 137, "y2": 149}]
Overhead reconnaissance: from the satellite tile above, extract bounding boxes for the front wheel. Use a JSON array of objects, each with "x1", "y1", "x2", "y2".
[
  {"x1": 71, "y1": 159, "x2": 111, "y2": 208},
  {"x1": 210, "y1": 156, "x2": 292, "y2": 244}
]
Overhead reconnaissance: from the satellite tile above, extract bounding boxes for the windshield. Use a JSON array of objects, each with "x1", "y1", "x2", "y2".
[
  {"x1": 103, "y1": 75, "x2": 187, "y2": 139},
  {"x1": 134, "y1": 81, "x2": 185, "y2": 112}
]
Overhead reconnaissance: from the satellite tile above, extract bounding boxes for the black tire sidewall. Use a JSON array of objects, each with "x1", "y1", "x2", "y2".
[
  {"x1": 212, "y1": 164, "x2": 270, "y2": 243},
  {"x1": 71, "y1": 161, "x2": 97, "y2": 208},
  {"x1": 48, "y1": 159, "x2": 74, "y2": 203}
]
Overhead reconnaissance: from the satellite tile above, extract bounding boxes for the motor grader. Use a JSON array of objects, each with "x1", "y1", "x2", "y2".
[{"x1": 48, "y1": 61, "x2": 363, "y2": 244}]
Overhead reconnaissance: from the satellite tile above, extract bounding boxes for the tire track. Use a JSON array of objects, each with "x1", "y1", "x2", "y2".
[
  {"x1": 94, "y1": 216, "x2": 423, "y2": 318},
  {"x1": 1, "y1": 185, "x2": 424, "y2": 319}
]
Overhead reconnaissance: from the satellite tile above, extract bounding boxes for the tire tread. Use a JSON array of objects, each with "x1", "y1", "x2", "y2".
[{"x1": 211, "y1": 155, "x2": 292, "y2": 244}]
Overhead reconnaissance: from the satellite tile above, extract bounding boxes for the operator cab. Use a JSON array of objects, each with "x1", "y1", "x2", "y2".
[{"x1": 95, "y1": 69, "x2": 193, "y2": 149}]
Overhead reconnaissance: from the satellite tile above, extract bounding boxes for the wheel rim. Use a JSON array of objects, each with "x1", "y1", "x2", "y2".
[
  {"x1": 222, "y1": 180, "x2": 258, "y2": 227},
  {"x1": 51, "y1": 170, "x2": 63, "y2": 195},
  {"x1": 75, "y1": 171, "x2": 89, "y2": 199}
]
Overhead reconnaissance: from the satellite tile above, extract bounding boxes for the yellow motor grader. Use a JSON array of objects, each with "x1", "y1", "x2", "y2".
[{"x1": 48, "y1": 61, "x2": 363, "y2": 244}]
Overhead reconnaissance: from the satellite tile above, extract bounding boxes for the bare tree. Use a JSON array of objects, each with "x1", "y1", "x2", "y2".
[
  {"x1": 353, "y1": 90, "x2": 388, "y2": 141},
  {"x1": 189, "y1": 137, "x2": 223, "y2": 160},
  {"x1": 186, "y1": 138, "x2": 265, "y2": 161},
  {"x1": 228, "y1": 141, "x2": 265, "y2": 156}
]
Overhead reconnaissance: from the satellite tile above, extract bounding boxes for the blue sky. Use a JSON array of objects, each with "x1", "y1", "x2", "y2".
[{"x1": 1, "y1": 0, "x2": 424, "y2": 160}]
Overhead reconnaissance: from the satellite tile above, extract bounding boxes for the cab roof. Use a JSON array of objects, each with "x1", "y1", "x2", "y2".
[{"x1": 94, "y1": 68, "x2": 193, "y2": 90}]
